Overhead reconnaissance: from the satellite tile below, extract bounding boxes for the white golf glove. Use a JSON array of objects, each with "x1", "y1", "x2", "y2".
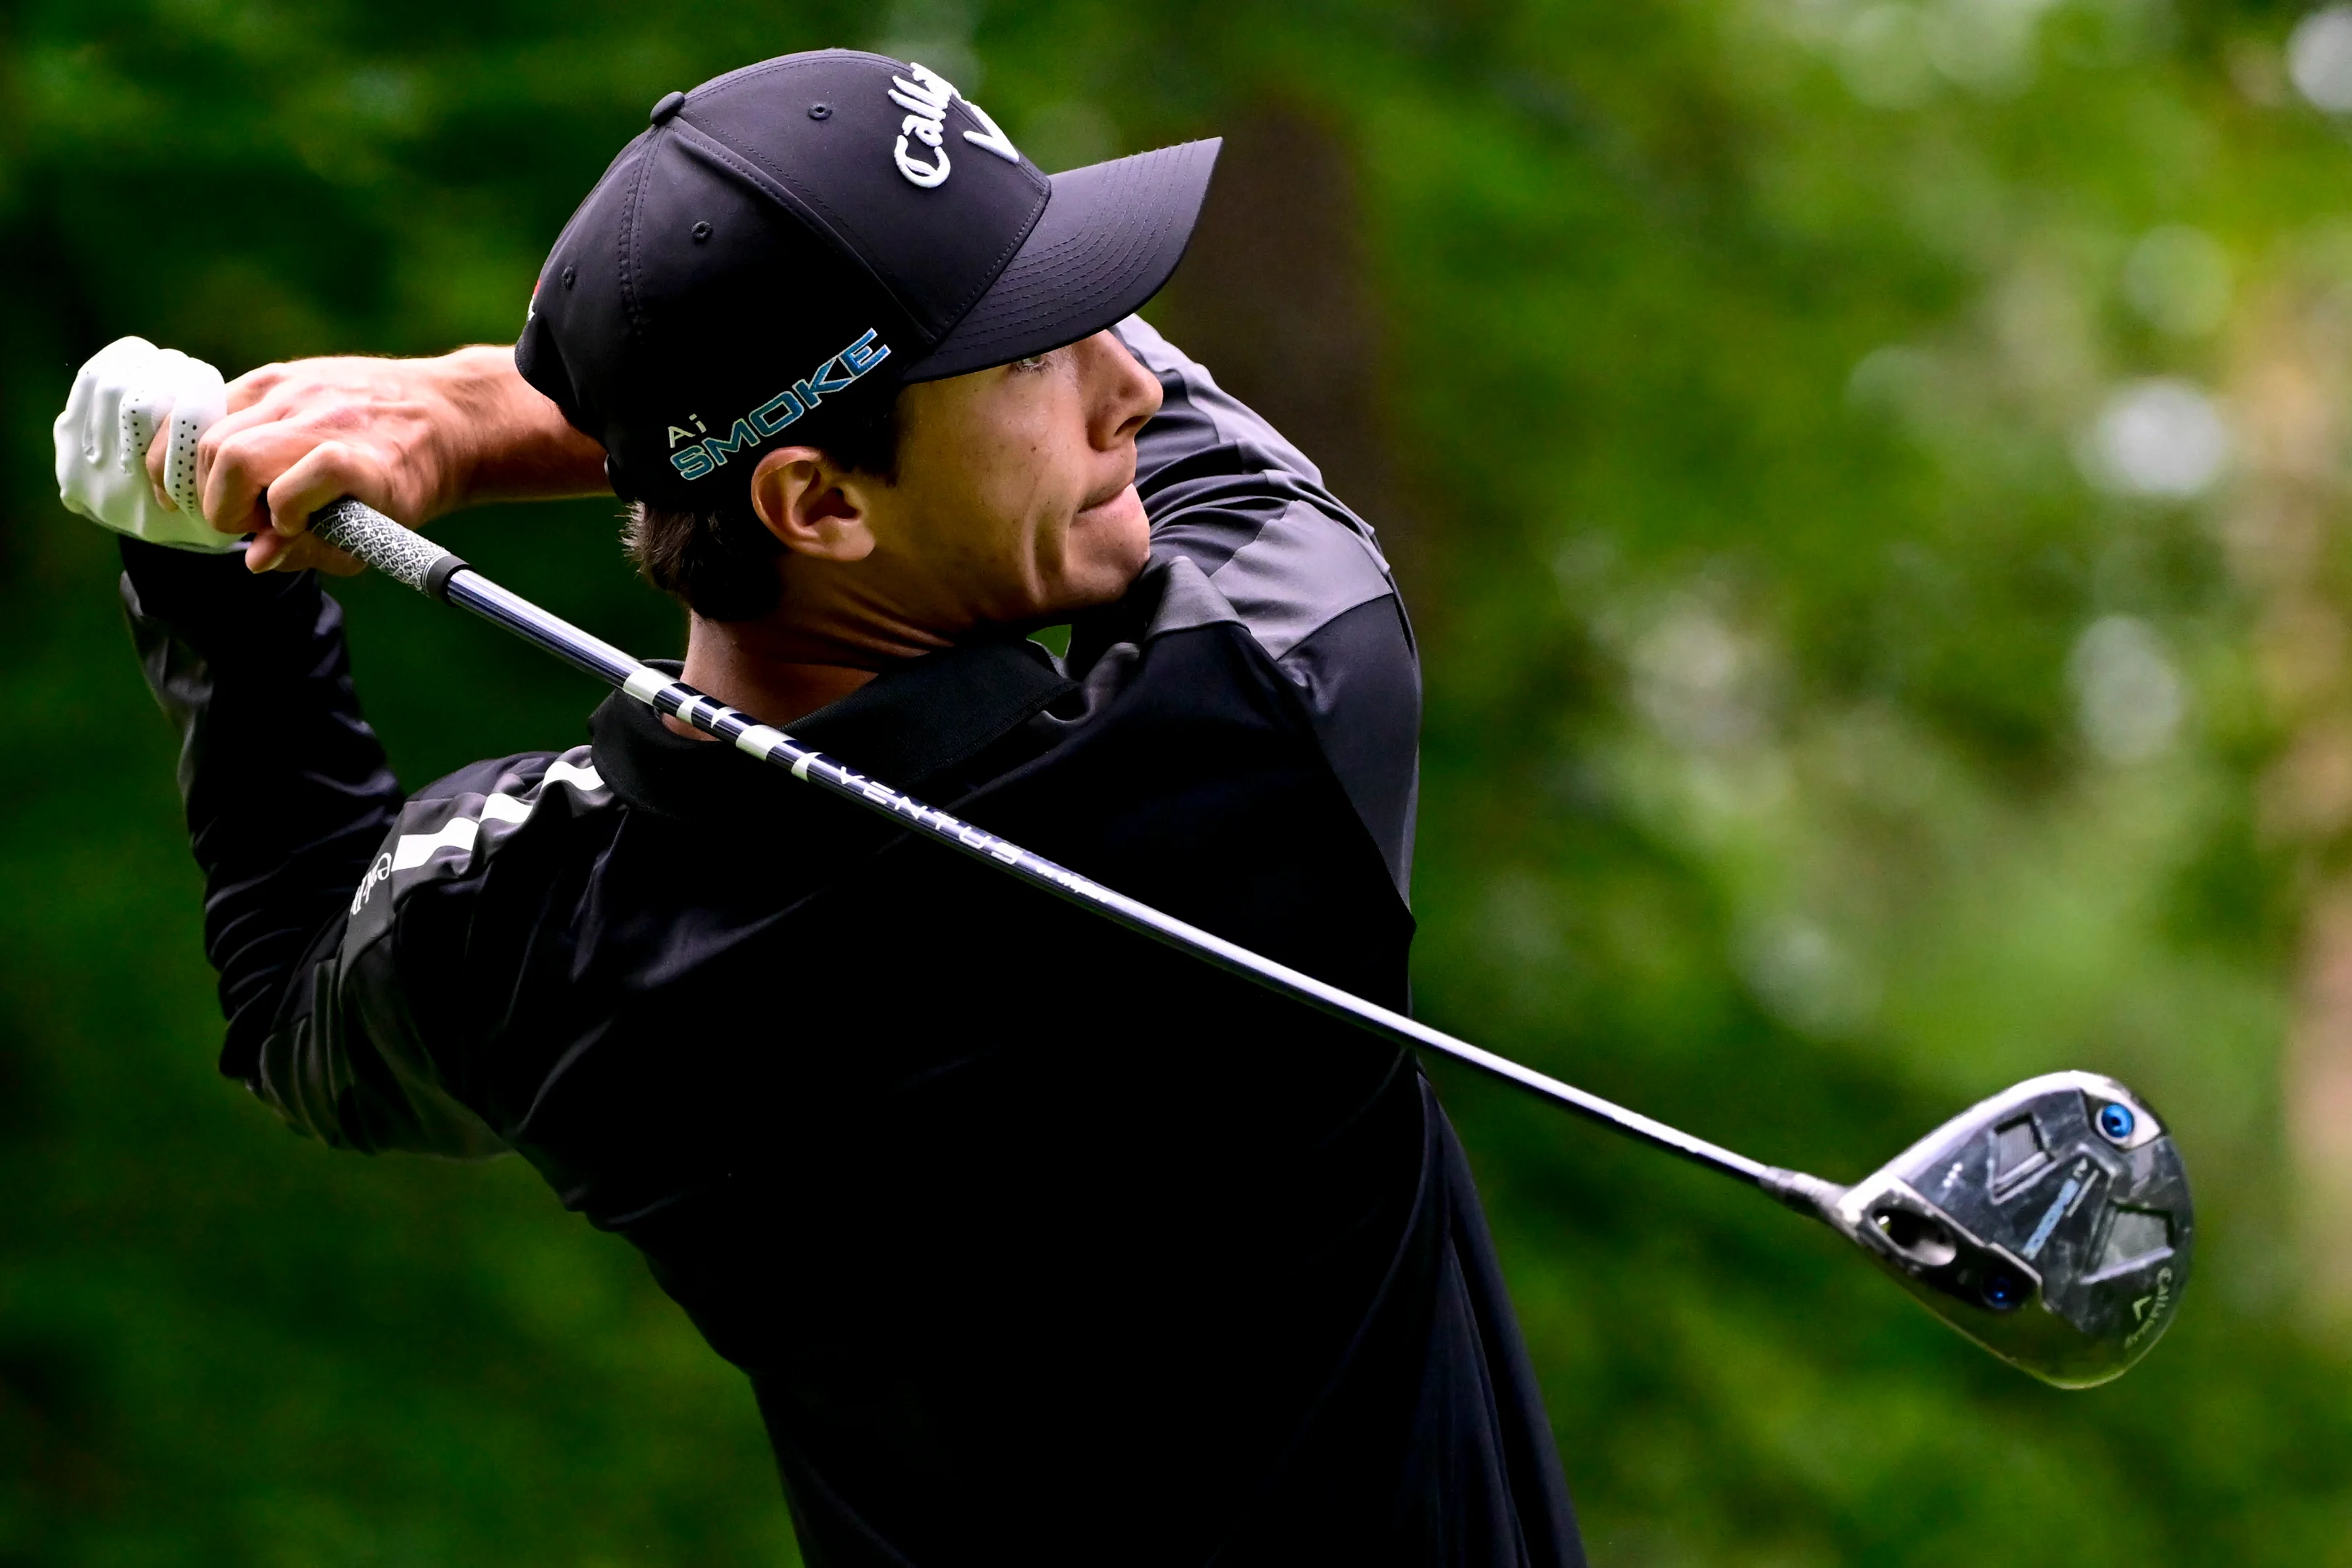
[{"x1": 54, "y1": 336, "x2": 239, "y2": 553}]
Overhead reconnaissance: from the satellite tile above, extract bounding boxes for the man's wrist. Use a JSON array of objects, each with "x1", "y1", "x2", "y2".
[{"x1": 429, "y1": 345, "x2": 610, "y2": 513}]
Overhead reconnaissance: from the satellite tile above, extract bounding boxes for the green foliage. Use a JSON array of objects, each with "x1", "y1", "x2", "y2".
[{"x1": 4, "y1": 0, "x2": 2349, "y2": 1562}]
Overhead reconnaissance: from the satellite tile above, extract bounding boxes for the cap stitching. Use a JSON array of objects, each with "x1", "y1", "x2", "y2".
[
  {"x1": 931, "y1": 131, "x2": 1050, "y2": 327},
  {"x1": 662, "y1": 119, "x2": 916, "y2": 337},
  {"x1": 673, "y1": 54, "x2": 990, "y2": 311},
  {"x1": 674, "y1": 117, "x2": 863, "y2": 257},
  {"x1": 694, "y1": 73, "x2": 1048, "y2": 341},
  {"x1": 916, "y1": 143, "x2": 1206, "y2": 372},
  {"x1": 688, "y1": 49, "x2": 895, "y2": 104},
  {"x1": 617, "y1": 133, "x2": 659, "y2": 344},
  {"x1": 673, "y1": 108, "x2": 1045, "y2": 340}
]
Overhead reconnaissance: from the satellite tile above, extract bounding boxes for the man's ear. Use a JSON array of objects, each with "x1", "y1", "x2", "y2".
[{"x1": 747, "y1": 447, "x2": 879, "y2": 563}]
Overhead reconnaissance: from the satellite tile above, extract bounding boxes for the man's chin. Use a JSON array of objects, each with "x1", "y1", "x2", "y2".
[
  {"x1": 1060, "y1": 487, "x2": 1151, "y2": 602},
  {"x1": 1072, "y1": 482, "x2": 1146, "y2": 537}
]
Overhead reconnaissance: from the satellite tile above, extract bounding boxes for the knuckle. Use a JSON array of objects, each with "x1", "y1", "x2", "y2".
[
  {"x1": 227, "y1": 366, "x2": 283, "y2": 408},
  {"x1": 204, "y1": 429, "x2": 254, "y2": 479}
]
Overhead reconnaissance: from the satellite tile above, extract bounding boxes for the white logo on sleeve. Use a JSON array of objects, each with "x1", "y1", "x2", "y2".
[{"x1": 888, "y1": 62, "x2": 1021, "y2": 189}]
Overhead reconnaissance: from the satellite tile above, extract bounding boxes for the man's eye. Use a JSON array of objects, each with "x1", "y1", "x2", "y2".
[{"x1": 1009, "y1": 354, "x2": 1049, "y2": 372}]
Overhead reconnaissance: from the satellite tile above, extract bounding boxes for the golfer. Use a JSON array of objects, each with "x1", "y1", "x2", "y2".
[{"x1": 93, "y1": 49, "x2": 1582, "y2": 1565}]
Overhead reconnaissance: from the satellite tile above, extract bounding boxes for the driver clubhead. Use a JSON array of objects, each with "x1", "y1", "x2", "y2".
[{"x1": 1778, "y1": 1071, "x2": 2192, "y2": 1387}]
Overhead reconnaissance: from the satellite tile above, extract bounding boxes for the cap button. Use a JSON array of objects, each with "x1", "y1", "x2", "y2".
[{"x1": 649, "y1": 91, "x2": 686, "y2": 125}]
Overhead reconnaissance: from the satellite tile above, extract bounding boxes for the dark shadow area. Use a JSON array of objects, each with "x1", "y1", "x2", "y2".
[{"x1": 1151, "y1": 102, "x2": 1424, "y2": 603}]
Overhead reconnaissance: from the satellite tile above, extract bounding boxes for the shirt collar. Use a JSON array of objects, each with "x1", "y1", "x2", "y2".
[{"x1": 591, "y1": 635, "x2": 1075, "y2": 826}]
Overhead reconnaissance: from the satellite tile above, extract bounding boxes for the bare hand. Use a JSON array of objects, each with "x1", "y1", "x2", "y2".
[{"x1": 142, "y1": 345, "x2": 606, "y2": 575}]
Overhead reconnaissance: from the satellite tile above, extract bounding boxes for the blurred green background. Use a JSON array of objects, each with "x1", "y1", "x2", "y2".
[{"x1": 7, "y1": 0, "x2": 2352, "y2": 1561}]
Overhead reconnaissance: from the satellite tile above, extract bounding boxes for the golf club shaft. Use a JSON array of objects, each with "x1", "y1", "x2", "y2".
[{"x1": 309, "y1": 498, "x2": 1808, "y2": 1196}]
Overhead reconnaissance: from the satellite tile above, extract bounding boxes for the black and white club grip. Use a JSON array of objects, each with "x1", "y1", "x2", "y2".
[{"x1": 309, "y1": 497, "x2": 469, "y2": 601}]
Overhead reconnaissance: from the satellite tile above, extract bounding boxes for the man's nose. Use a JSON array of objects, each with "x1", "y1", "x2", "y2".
[{"x1": 1080, "y1": 331, "x2": 1163, "y2": 448}]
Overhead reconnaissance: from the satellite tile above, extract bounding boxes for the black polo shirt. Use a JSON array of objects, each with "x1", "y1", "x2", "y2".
[{"x1": 120, "y1": 321, "x2": 1582, "y2": 1566}]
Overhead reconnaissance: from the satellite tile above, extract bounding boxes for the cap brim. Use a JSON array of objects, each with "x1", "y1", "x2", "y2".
[{"x1": 902, "y1": 138, "x2": 1221, "y2": 381}]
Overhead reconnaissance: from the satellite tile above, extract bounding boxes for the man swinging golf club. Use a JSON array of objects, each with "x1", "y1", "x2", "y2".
[{"x1": 65, "y1": 49, "x2": 1586, "y2": 1566}]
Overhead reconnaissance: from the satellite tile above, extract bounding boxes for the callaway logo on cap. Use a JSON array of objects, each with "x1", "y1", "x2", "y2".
[
  {"x1": 885, "y1": 62, "x2": 1020, "y2": 187},
  {"x1": 515, "y1": 49, "x2": 1219, "y2": 513}
]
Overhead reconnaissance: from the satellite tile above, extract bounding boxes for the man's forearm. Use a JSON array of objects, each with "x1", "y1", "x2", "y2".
[
  {"x1": 164, "y1": 344, "x2": 613, "y2": 573},
  {"x1": 429, "y1": 345, "x2": 611, "y2": 511}
]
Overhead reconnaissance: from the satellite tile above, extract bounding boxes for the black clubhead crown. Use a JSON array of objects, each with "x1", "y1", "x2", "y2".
[{"x1": 1827, "y1": 1071, "x2": 2192, "y2": 1388}]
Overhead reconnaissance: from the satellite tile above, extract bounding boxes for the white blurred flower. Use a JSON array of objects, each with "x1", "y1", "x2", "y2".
[
  {"x1": 1633, "y1": 601, "x2": 1769, "y2": 751},
  {"x1": 2069, "y1": 616, "x2": 2186, "y2": 763},
  {"x1": 2082, "y1": 379, "x2": 2231, "y2": 499},
  {"x1": 1923, "y1": 0, "x2": 2051, "y2": 95},
  {"x1": 1842, "y1": 5, "x2": 1936, "y2": 107},
  {"x1": 2290, "y1": 6, "x2": 2352, "y2": 112},
  {"x1": 1742, "y1": 917, "x2": 1879, "y2": 1036},
  {"x1": 2123, "y1": 226, "x2": 2232, "y2": 337}
]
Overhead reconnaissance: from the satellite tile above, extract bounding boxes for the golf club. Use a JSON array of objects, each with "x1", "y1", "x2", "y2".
[{"x1": 303, "y1": 495, "x2": 2195, "y2": 1387}]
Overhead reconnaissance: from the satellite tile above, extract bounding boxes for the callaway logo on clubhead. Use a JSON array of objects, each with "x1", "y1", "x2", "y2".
[
  {"x1": 1827, "y1": 1070, "x2": 2193, "y2": 1388},
  {"x1": 887, "y1": 63, "x2": 1020, "y2": 188}
]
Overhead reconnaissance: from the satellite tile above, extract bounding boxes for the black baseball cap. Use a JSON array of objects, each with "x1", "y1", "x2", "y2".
[{"x1": 516, "y1": 49, "x2": 1219, "y2": 512}]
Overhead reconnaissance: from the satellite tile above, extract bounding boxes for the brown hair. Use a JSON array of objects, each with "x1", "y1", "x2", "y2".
[{"x1": 625, "y1": 389, "x2": 905, "y2": 622}]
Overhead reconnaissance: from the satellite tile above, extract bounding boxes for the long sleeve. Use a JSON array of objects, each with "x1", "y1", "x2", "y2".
[
  {"x1": 120, "y1": 539, "x2": 403, "y2": 1079},
  {"x1": 120, "y1": 538, "x2": 506, "y2": 1157},
  {"x1": 1114, "y1": 315, "x2": 1423, "y2": 895}
]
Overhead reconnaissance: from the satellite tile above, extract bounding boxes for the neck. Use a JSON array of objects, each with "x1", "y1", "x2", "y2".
[
  {"x1": 669, "y1": 594, "x2": 952, "y2": 735},
  {"x1": 668, "y1": 632, "x2": 868, "y2": 737},
  {"x1": 667, "y1": 549, "x2": 979, "y2": 735}
]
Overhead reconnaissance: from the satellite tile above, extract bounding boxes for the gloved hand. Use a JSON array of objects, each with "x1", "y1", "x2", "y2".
[{"x1": 54, "y1": 336, "x2": 239, "y2": 553}]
